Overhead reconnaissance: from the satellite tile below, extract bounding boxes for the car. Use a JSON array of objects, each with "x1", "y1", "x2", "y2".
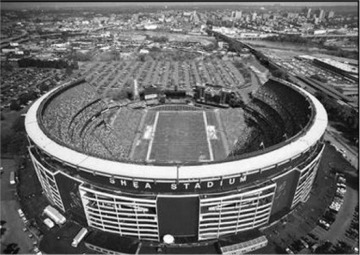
[
  {"x1": 323, "y1": 211, "x2": 336, "y2": 224},
  {"x1": 337, "y1": 183, "x2": 346, "y2": 189},
  {"x1": 302, "y1": 237, "x2": 314, "y2": 247},
  {"x1": 311, "y1": 243, "x2": 319, "y2": 252},
  {"x1": 17, "y1": 209, "x2": 24, "y2": 218},
  {"x1": 300, "y1": 238, "x2": 309, "y2": 249},
  {"x1": 308, "y1": 233, "x2": 319, "y2": 241},
  {"x1": 338, "y1": 176, "x2": 346, "y2": 184},
  {"x1": 291, "y1": 240, "x2": 304, "y2": 251},
  {"x1": 286, "y1": 247, "x2": 294, "y2": 254},
  {"x1": 318, "y1": 219, "x2": 330, "y2": 230}
]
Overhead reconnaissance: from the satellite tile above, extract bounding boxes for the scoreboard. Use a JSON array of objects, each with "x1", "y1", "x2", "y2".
[{"x1": 193, "y1": 83, "x2": 234, "y2": 107}]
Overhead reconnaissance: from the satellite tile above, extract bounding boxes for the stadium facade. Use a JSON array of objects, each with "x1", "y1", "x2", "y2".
[{"x1": 25, "y1": 76, "x2": 327, "y2": 248}]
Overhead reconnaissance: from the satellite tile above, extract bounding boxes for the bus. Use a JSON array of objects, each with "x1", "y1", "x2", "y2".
[
  {"x1": 43, "y1": 205, "x2": 66, "y2": 225},
  {"x1": 43, "y1": 218, "x2": 55, "y2": 229},
  {"x1": 71, "y1": 228, "x2": 88, "y2": 248},
  {"x1": 10, "y1": 171, "x2": 16, "y2": 184}
]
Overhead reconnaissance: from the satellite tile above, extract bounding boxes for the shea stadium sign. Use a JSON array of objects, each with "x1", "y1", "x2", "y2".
[
  {"x1": 113, "y1": 175, "x2": 248, "y2": 192},
  {"x1": 77, "y1": 167, "x2": 282, "y2": 193}
]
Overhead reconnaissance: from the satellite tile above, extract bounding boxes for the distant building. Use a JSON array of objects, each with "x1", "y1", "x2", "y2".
[
  {"x1": 262, "y1": 13, "x2": 270, "y2": 20},
  {"x1": 191, "y1": 11, "x2": 200, "y2": 24},
  {"x1": 231, "y1": 11, "x2": 242, "y2": 20},
  {"x1": 313, "y1": 9, "x2": 325, "y2": 21},
  {"x1": 328, "y1": 11, "x2": 335, "y2": 19},
  {"x1": 287, "y1": 13, "x2": 299, "y2": 19},
  {"x1": 306, "y1": 8, "x2": 312, "y2": 19},
  {"x1": 251, "y1": 12, "x2": 257, "y2": 21},
  {"x1": 218, "y1": 41, "x2": 224, "y2": 49}
]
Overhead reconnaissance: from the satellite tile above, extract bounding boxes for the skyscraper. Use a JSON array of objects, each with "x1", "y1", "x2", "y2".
[
  {"x1": 251, "y1": 12, "x2": 257, "y2": 21},
  {"x1": 231, "y1": 11, "x2": 242, "y2": 20},
  {"x1": 302, "y1": 7, "x2": 312, "y2": 19}
]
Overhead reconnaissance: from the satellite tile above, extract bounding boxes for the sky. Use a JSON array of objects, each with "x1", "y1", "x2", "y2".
[{"x1": 1, "y1": 1, "x2": 358, "y2": 10}]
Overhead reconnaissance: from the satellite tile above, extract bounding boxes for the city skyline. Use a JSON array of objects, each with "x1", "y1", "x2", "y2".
[{"x1": 1, "y1": 1, "x2": 358, "y2": 10}]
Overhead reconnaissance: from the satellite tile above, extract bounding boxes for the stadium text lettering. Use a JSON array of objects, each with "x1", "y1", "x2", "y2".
[{"x1": 114, "y1": 175, "x2": 248, "y2": 191}]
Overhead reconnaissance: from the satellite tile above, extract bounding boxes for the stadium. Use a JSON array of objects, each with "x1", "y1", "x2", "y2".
[{"x1": 25, "y1": 61, "x2": 328, "y2": 253}]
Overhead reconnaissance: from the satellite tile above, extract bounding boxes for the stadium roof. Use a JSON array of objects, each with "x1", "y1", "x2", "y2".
[{"x1": 25, "y1": 81, "x2": 327, "y2": 181}]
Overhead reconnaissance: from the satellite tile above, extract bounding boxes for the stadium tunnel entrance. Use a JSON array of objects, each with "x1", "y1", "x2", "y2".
[{"x1": 157, "y1": 196, "x2": 199, "y2": 243}]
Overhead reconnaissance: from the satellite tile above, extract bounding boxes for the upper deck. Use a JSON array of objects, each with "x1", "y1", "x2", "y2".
[{"x1": 25, "y1": 77, "x2": 327, "y2": 181}]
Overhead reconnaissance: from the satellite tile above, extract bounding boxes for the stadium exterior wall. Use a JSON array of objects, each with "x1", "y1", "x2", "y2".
[{"x1": 25, "y1": 79, "x2": 327, "y2": 243}]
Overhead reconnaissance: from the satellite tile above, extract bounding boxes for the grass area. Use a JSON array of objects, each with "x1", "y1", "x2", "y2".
[
  {"x1": 1, "y1": 110, "x2": 21, "y2": 149},
  {"x1": 219, "y1": 108, "x2": 246, "y2": 147},
  {"x1": 1, "y1": 108, "x2": 28, "y2": 156},
  {"x1": 150, "y1": 111, "x2": 210, "y2": 162}
]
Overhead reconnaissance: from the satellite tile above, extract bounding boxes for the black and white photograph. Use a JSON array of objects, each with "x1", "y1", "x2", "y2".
[{"x1": 0, "y1": 1, "x2": 358, "y2": 254}]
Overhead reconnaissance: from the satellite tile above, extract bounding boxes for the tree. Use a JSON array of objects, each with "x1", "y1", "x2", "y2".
[
  {"x1": 18, "y1": 91, "x2": 36, "y2": 105},
  {"x1": 10, "y1": 101, "x2": 21, "y2": 111},
  {"x1": 39, "y1": 83, "x2": 49, "y2": 93},
  {"x1": 65, "y1": 66, "x2": 73, "y2": 76},
  {"x1": 12, "y1": 116, "x2": 25, "y2": 132},
  {"x1": 2, "y1": 61, "x2": 14, "y2": 72},
  {"x1": 331, "y1": 241, "x2": 353, "y2": 254},
  {"x1": 315, "y1": 241, "x2": 332, "y2": 254},
  {"x1": 7, "y1": 133, "x2": 27, "y2": 155},
  {"x1": 272, "y1": 69, "x2": 288, "y2": 80},
  {"x1": 3, "y1": 243, "x2": 19, "y2": 254}
]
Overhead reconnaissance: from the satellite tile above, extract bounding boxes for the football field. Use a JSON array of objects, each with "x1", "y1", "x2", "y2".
[{"x1": 147, "y1": 111, "x2": 213, "y2": 162}]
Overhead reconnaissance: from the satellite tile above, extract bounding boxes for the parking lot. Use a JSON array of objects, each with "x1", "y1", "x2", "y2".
[
  {"x1": 0, "y1": 159, "x2": 36, "y2": 254},
  {"x1": 257, "y1": 144, "x2": 359, "y2": 254}
]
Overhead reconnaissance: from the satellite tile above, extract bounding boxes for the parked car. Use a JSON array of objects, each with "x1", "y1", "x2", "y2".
[
  {"x1": 300, "y1": 238, "x2": 309, "y2": 249},
  {"x1": 318, "y1": 219, "x2": 330, "y2": 230},
  {"x1": 308, "y1": 233, "x2": 319, "y2": 241},
  {"x1": 311, "y1": 243, "x2": 319, "y2": 252},
  {"x1": 286, "y1": 247, "x2": 294, "y2": 254}
]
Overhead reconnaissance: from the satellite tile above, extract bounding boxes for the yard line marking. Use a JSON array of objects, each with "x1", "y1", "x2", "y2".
[
  {"x1": 111, "y1": 107, "x2": 122, "y2": 127},
  {"x1": 146, "y1": 111, "x2": 159, "y2": 162},
  {"x1": 203, "y1": 111, "x2": 214, "y2": 161}
]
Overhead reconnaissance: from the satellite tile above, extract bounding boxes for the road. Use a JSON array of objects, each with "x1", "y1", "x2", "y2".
[
  {"x1": 324, "y1": 127, "x2": 359, "y2": 169},
  {"x1": 0, "y1": 159, "x2": 35, "y2": 254}
]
